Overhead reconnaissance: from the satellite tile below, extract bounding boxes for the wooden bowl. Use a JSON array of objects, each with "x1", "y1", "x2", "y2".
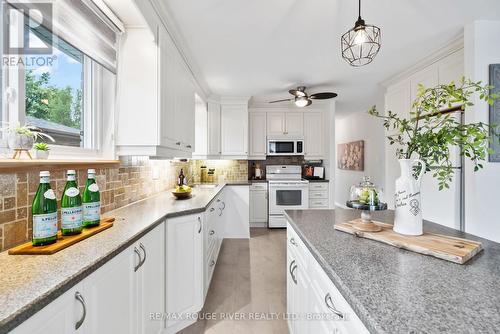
[{"x1": 172, "y1": 191, "x2": 192, "y2": 200}]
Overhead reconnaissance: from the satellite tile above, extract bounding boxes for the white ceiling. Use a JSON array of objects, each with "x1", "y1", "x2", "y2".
[{"x1": 159, "y1": 0, "x2": 500, "y2": 114}]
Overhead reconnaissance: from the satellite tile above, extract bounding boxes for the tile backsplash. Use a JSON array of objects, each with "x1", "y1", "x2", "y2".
[{"x1": 0, "y1": 158, "x2": 247, "y2": 251}]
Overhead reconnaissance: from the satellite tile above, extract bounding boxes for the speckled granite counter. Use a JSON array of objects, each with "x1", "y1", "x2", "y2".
[
  {"x1": 284, "y1": 209, "x2": 500, "y2": 334},
  {"x1": 0, "y1": 184, "x2": 230, "y2": 334}
]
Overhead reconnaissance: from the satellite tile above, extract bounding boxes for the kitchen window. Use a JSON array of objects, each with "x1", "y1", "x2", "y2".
[{"x1": 1, "y1": 1, "x2": 121, "y2": 157}]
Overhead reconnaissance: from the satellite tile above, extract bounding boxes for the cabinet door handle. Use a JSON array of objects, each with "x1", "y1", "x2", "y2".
[
  {"x1": 289, "y1": 260, "x2": 297, "y2": 284},
  {"x1": 134, "y1": 247, "x2": 142, "y2": 272},
  {"x1": 209, "y1": 230, "x2": 215, "y2": 235},
  {"x1": 324, "y1": 293, "x2": 344, "y2": 319},
  {"x1": 75, "y1": 291, "x2": 87, "y2": 330},
  {"x1": 221, "y1": 201, "x2": 226, "y2": 210},
  {"x1": 290, "y1": 237, "x2": 297, "y2": 246},
  {"x1": 291, "y1": 264, "x2": 298, "y2": 284},
  {"x1": 198, "y1": 216, "x2": 202, "y2": 233},
  {"x1": 139, "y1": 243, "x2": 147, "y2": 267}
]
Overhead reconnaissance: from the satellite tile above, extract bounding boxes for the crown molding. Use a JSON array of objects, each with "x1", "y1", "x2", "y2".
[
  {"x1": 380, "y1": 32, "x2": 464, "y2": 88},
  {"x1": 148, "y1": 0, "x2": 212, "y2": 100}
]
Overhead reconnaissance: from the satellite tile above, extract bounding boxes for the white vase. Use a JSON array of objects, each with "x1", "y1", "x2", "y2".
[
  {"x1": 393, "y1": 158, "x2": 426, "y2": 236},
  {"x1": 34, "y1": 150, "x2": 49, "y2": 159}
]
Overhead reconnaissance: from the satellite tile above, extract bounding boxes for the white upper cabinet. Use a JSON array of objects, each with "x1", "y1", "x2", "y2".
[
  {"x1": 438, "y1": 50, "x2": 464, "y2": 85},
  {"x1": 266, "y1": 111, "x2": 303, "y2": 138},
  {"x1": 267, "y1": 112, "x2": 286, "y2": 137},
  {"x1": 249, "y1": 111, "x2": 267, "y2": 159},
  {"x1": 285, "y1": 112, "x2": 304, "y2": 137},
  {"x1": 410, "y1": 63, "x2": 439, "y2": 107},
  {"x1": 304, "y1": 111, "x2": 324, "y2": 159},
  {"x1": 220, "y1": 102, "x2": 249, "y2": 158},
  {"x1": 207, "y1": 101, "x2": 222, "y2": 156},
  {"x1": 116, "y1": 17, "x2": 196, "y2": 158}
]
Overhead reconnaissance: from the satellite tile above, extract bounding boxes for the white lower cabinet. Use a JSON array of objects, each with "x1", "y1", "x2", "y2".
[
  {"x1": 250, "y1": 183, "x2": 268, "y2": 225},
  {"x1": 11, "y1": 283, "x2": 84, "y2": 334},
  {"x1": 287, "y1": 221, "x2": 369, "y2": 334},
  {"x1": 165, "y1": 214, "x2": 203, "y2": 333}
]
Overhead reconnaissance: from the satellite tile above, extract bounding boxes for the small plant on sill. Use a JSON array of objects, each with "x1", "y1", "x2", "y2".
[
  {"x1": 1, "y1": 122, "x2": 55, "y2": 159},
  {"x1": 368, "y1": 77, "x2": 500, "y2": 190},
  {"x1": 34, "y1": 142, "x2": 50, "y2": 151}
]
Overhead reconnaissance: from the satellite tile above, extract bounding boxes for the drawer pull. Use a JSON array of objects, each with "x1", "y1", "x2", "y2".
[
  {"x1": 325, "y1": 293, "x2": 344, "y2": 319},
  {"x1": 139, "y1": 243, "x2": 147, "y2": 267},
  {"x1": 134, "y1": 247, "x2": 142, "y2": 272},
  {"x1": 289, "y1": 260, "x2": 297, "y2": 284},
  {"x1": 75, "y1": 292, "x2": 87, "y2": 330}
]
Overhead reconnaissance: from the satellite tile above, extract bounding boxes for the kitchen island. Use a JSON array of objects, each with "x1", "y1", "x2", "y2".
[{"x1": 285, "y1": 209, "x2": 500, "y2": 334}]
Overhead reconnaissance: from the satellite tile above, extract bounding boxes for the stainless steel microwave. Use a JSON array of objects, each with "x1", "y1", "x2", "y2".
[{"x1": 267, "y1": 139, "x2": 304, "y2": 156}]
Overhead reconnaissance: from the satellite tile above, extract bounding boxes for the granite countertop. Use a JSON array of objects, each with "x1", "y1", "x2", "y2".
[
  {"x1": 0, "y1": 184, "x2": 228, "y2": 334},
  {"x1": 284, "y1": 209, "x2": 500, "y2": 334}
]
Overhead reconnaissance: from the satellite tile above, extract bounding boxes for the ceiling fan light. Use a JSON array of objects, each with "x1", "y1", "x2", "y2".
[{"x1": 295, "y1": 96, "x2": 309, "y2": 107}]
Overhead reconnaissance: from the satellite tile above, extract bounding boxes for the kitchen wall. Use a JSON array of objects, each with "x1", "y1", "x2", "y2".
[
  {"x1": 464, "y1": 20, "x2": 500, "y2": 242},
  {"x1": 334, "y1": 108, "x2": 385, "y2": 207},
  {"x1": 0, "y1": 157, "x2": 190, "y2": 252},
  {"x1": 190, "y1": 160, "x2": 248, "y2": 183}
]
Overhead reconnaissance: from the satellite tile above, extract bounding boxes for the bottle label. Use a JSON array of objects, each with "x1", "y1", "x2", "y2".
[
  {"x1": 89, "y1": 183, "x2": 99, "y2": 192},
  {"x1": 33, "y1": 213, "x2": 58, "y2": 239},
  {"x1": 65, "y1": 187, "x2": 80, "y2": 197},
  {"x1": 61, "y1": 207, "x2": 83, "y2": 229},
  {"x1": 83, "y1": 202, "x2": 100, "y2": 221},
  {"x1": 43, "y1": 189, "x2": 56, "y2": 200}
]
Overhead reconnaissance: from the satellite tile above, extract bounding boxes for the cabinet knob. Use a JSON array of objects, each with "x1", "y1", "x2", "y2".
[
  {"x1": 210, "y1": 260, "x2": 216, "y2": 267},
  {"x1": 176, "y1": 142, "x2": 181, "y2": 146},
  {"x1": 209, "y1": 230, "x2": 215, "y2": 235},
  {"x1": 186, "y1": 144, "x2": 192, "y2": 149},
  {"x1": 75, "y1": 292, "x2": 87, "y2": 330}
]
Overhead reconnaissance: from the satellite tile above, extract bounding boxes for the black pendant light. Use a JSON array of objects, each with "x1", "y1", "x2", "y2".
[{"x1": 341, "y1": 0, "x2": 381, "y2": 67}]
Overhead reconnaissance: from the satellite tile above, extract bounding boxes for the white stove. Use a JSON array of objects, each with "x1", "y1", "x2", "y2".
[{"x1": 266, "y1": 165, "x2": 309, "y2": 228}]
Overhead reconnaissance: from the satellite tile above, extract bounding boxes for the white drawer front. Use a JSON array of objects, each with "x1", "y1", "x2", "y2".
[
  {"x1": 309, "y1": 190, "x2": 328, "y2": 199},
  {"x1": 309, "y1": 199, "x2": 329, "y2": 208},
  {"x1": 250, "y1": 183, "x2": 268, "y2": 190},
  {"x1": 309, "y1": 182, "x2": 328, "y2": 191},
  {"x1": 310, "y1": 259, "x2": 369, "y2": 334}
]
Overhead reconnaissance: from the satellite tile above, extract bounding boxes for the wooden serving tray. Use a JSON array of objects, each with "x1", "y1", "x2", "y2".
[
  {"x1": 335, "y1": 219, "x2": 483, "y2": 264},
  {"x1": 9, "y1": 217, "x2": 115, "y2": 255}
]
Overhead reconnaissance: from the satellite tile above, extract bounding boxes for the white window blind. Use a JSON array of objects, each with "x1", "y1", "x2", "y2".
[{"x1": 7, "y1": 0, "x2": 122, "y2": 73}]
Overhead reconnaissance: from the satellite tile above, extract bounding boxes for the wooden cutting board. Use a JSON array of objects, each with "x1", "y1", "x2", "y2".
[
  {"x1": 335, "y1": 219, "x2": 483, "y2": 264},
  {"x1": 9, "y1": 217, "x2": 115, "y2": 255}
]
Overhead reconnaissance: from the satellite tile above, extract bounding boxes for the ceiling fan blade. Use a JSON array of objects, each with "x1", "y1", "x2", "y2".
[
  {"x1": 269, "y1": 98, "x2": 293, "y2": 103},
  {"x1": 309, "y1": 92, "x2": 338, "y2": 100}
]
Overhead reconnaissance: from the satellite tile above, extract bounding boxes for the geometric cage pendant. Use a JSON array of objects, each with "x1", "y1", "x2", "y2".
[{"x1": 341, "y1": 22, "x2": 381, "y2": 67}]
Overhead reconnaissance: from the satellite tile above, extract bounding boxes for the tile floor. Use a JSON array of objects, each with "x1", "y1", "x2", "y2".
[{"x1": 180, "y1": 228, "x2": 289, "y2": 334}]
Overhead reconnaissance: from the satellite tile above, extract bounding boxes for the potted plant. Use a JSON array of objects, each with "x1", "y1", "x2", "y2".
[
  {"x1": 2, "y1": 123, "x2": 54, "y2": 159},
  {"x1": 33, "y1": 142, "x2": 50, "y2": 159},
  {"x1": 368, "y1": 78, "x2": 499, "y2": 235}
]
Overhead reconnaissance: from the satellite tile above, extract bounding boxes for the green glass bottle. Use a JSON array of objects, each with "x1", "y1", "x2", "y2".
[
  {"x1": 82, "y1": 169, "x2": 101, "y2": 227},
  {"x1": 61, "y1": 170, "x2": 83, "y2": 235},
  {"x1": 32, "y1": 171, "x2": 58, "y2": 246}
]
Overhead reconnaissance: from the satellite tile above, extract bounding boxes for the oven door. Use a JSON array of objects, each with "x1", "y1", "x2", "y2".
[
  {"x1": 268, "y1": 140, "x2": 296, "y2": 155},
  {"x1": 269, "y1": 183, "x2": 309, "y2": 215}
]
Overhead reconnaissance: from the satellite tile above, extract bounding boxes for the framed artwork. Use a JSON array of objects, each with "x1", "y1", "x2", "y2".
[
  {"x1": 490, "y1": 64, "x2": 500, "y2": 162},
  {"x1": 338, "y1": 140, "x2": 364, "y2": 171}
]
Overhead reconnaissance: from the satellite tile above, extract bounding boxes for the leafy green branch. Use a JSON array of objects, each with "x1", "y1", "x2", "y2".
[{"x1": 368, "y1": 78, "x2": 500, "y2": 190}]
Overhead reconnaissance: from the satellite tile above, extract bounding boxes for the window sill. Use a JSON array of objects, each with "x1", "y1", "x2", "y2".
[{"x1": 0, "y1": 159, "x2": 120, "y2": 173}]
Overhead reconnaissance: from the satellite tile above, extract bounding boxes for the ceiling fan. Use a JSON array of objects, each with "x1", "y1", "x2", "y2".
[{"x1": 269, "y1": 86, "x2": 338, "y2": 107}]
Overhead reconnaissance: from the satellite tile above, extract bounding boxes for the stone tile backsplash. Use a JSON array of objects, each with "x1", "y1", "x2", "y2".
[{"x1": 0, "y1": 158, "x2": 247, "y2": 251}]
